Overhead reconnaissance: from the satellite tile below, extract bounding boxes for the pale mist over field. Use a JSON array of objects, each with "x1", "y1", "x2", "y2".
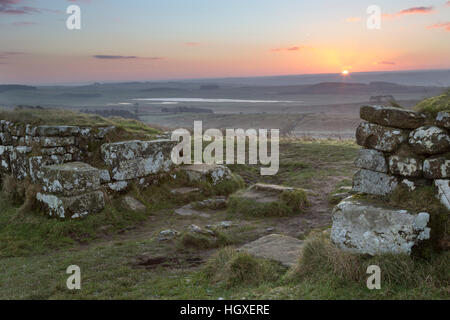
[{"x1": 1, "y1": 69, "x2": 448, "y2": 139}]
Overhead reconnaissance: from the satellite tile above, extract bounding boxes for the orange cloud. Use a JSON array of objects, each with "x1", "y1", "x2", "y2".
[
  {"x1": 427, "y1": 22, "x2": 450, "y2": 31},
  {"x1": 383, "y1": 6, "x2": 434, "y2": 19},
  {"x1": 345, "y1": 17, "x2": 361, "y2": 23},
  {"x1": 184, "y1": 42, "x2": 200, "y2": 46}
]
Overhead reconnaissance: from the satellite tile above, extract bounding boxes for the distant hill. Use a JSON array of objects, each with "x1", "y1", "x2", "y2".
[
  {"x1": 0, "y1": 85, "x2": 37, "y2": 93},
  {"x1": 278, "y1": 82, "x2": 441, "y2": 95}
]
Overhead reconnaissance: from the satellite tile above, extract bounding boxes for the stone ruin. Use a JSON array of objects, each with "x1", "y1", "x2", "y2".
[
  {"x1": 0, "y1": 120, "x2": 185, "y2": 219},
  {"x1": 331, "y1": 106, "x2": 450, "y2": 255}
]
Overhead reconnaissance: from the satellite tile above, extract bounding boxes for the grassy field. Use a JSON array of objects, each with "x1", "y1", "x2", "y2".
[{"x1": 0, "y1": 138, "x2": 448, "y2": 300}]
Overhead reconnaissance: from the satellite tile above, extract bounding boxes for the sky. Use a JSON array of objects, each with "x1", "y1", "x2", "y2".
[{"x1": 0, "y1": 0, "x2": 449, "y2": 84}]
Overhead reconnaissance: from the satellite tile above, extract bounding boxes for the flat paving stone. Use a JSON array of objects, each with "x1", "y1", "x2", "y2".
[{"x1": 238, "y1": 234, "x2": 305, "y2": 267}]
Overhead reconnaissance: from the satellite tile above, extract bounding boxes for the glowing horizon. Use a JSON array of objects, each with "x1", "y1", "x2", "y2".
[{"x1": 0, "y1": 0, "x2": 449, "y2": 84}]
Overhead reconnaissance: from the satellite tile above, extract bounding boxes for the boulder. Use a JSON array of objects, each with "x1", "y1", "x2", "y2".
[
  {"x1": 238, "y1": 234, "x2": 305, "y2": 267},
  {"x1": 122, "y1": 196, "x2": 146, "y2": 211},
  {"x1": 360, "y1": 105, "x2": 426, "y2": 129},
  {"x1": 36, "y1": 190, "x2": 105, "y2": 219},
  {"x1": 434, "y1": 179, "x2": 450, "y2": 210},
  {"x1": 408, "y1": 126, "x2": 450, "y2": 155},
  {"x1": 354, "y1": 148, "x2": 388, "y2": 173},
  {"x1": 436, "y1": 112, "x2": 450, "y2": 128},
  {"x1": 101, "y1": 139, "x2": 175, "y2": 181},
  {"x1": 423, "y1": 157, "x2": 450, "y2": 179},
  {"x1": 356, "y1": 122, "x2": 407, "y2": 152},
  {"x1": 331, "y1": 196, "x2": 431, "y2": 255},
  {"x1": 388, "y1": 155, "x2": 423, "y2": 177},
  {"x1": 158, "y1": 229, "x2": 179, "y2": 242},
  {"x1": 182, "y1": 164, "x2": 232, "y2": 185},
  {"x1": 40, "y1": 162, "x2": 101, "y2": 196},
  {"x1": 352, "y1": 169, "x2": 398, "y2": 195}
]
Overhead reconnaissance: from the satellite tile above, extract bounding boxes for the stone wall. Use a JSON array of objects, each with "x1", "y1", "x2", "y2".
[
  {"x1": 0, "y1": 120, "x2": 176, "y2": 219},
  {"x1": 331, "y1": 106, "x2": 450, "y2": 255},
  {"x1": 353, "y1": 106, "x2": 450, "y2": 209}
]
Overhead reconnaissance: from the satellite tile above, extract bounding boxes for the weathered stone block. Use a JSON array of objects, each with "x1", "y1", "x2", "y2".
[
  {"x1": 436, "y1": 112, "x2": 450, "y2": 128},
  {"x1": 360, "y1": 105, "x2": 426, "y2": 129},
  {"x1": 29, "y1": 156, "x2": 45, "y2": 183},
  {"x1": 36, "y1": 190, "x2": 105, "y2": 219},
  {"x1": 9, "y1": 146, "x2": 32, "y2": 180},
  {"x1": 0, "y1": 131, "x2": 13, "y2": 145},
  {"x1": 388, "y1": 155, "x2": 423, "y2": 177},
  {"x1": 107, "y1": 180, "x2": 129, "y2": 192},
  {"x1": 40, "y1": 147, "x2": 67, "y2": 156},
  {"x1": 423, "y1": 157, "x2": 450, "y2": 179},
  {"x1": 409, "y1": 126, "x2": 450, "y2": 155},
  {"x1": 331, "y1": 196, "x2": 431, "y2": 255},
  {"x1": 111, "y1": 153, "x2": 173, "y2": 181},
  {"x1": 40, "y1": 162, "x2": 101, "y2": 196},
  {"x1": 99, "y1": 169, "x2": 111, "y2": 183},
  {"x1": 434, "y1": 179, "x2": 450, "y2": 210},
  {"x1": 102, "y1": 139, "x2": 176, "y2": 181},
  {"x1": 354, "y1": 148, "x2": 387, "y2": 173},
  {"x1": 36, "y1": 125, "x2": 80, "y2": 137},
  {"x1": 352, "y1": 169, "x2": 398, "y2": 195},
  {"x1": 38, "y1": 136, "x2": 75, "y2": 147},
  {"x1": 182, "y1": 164, "x2": 232, "y2": 185},
  {"x1": 0, "y1": 145, "x2": 13, "y2": 175},
  {"x1": 25, "y1": 124, "x2": 37, "y2": 136},
  {"x1": 356, "y1": 121, "x2": 407, "y2": 152}
]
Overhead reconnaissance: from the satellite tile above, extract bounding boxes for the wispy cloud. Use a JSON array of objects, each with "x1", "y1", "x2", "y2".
[
  {"x1": 383, "y1": 6, "x2": 434, "y2": 19},
  {"x1": 93, "y1": 55, "x2": 164, "y2": 60},
  {"x1": 0, "y1": 0, "x2": 40, "y2": 15},
  {"x1": 378, "y1": 61, "x2": 396, "y2": 65},
  {"x1": 11, "y1": 21, "x2": 37, "y2": 26},
  {"x1": 426, "y1": 22, "x2": 450, "y2": 31},
  {"x1": 0, "y1": 51, "x2": 26, "y2": 58},
  {"x1": 271, "y1": 45, "x2": 308, "y2": 52},
  {"x1": 184, "y1": 42, "x2": 200, "y2": 46}
]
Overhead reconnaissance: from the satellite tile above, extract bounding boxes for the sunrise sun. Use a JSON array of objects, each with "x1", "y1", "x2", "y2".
[{"x1": 341, "y1": 70, "x2": 350, "y2": 76}]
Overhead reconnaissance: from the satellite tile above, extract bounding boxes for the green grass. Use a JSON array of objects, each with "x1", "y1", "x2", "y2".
[
  {"x1": 176, "y1": 229, "x2": 234, "y2": 251},
  {"x1": 228, "y1": 189, "x2": 309, "y2": 217},
  {"x1": 229, "y1": 139, "x2": 358, "y2": 189},
  {"x1": 0, "y1": 138, "x2": 447, "y2": 300},
  {"x1": 202, "y1": 247, "x2": 286, "y2": 288},
  {"x1": 0, "y1": 107, "x2": 161, "y2": 140},
  {"x1": 414, "y1": 88, "x2": 450, "y2": 117},
  {"x1": 280, "y1": 236, "x2": 450, "y2": 300}
]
